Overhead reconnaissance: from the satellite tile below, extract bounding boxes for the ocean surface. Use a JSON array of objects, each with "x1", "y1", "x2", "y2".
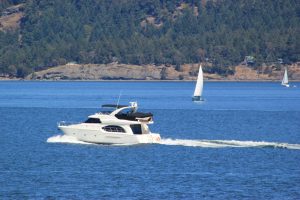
[{"x1": 0, "y1": 81, "x2": 300, "y2": 199}]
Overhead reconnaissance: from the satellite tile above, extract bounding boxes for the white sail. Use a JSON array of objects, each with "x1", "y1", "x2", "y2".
[
  {"x1": 193, "y1": 65, "x2": 203, "y2": 97},
  {"x1": 281, "y1": 68, "x2": 289, "y2": 86}
]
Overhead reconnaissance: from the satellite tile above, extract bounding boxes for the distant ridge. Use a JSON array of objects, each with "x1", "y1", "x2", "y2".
[{"x1": 0, "y1": 0, "x2": 299, "y2": 78}]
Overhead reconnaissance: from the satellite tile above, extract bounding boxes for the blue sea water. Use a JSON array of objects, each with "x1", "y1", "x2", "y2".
[{"x1": 0, "y1": 81, "x2": 300, "y2": 199}]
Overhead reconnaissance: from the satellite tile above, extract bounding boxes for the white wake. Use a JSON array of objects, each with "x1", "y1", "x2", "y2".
[
  {"x1": 159, "y1": 138, "x2": 300, "y2": 150},
  {"x1": 47, "y1": 135, "x2": 91, "y2": 144},
  {"x1": 47, "y1": 135, "x2": 300, "y2": 150}
]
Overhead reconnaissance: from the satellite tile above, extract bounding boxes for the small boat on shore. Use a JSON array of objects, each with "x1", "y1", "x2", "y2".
[
  {"x1": 192, "y1": 65, "x2": 204, "y2": 101},
  {"x1": 58, "y1": 102, "x2": 161, "y2": 145}
]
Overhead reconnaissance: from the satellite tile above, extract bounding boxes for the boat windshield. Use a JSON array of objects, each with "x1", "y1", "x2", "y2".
[
  {"x1": 117, "y1": 107, "x2": 134, "y2": 115},
  {"x1": 99, "y1": 107, "x2": 115, "y2": 114}
]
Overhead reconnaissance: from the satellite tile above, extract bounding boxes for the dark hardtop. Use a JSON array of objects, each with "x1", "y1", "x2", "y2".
[
  {"x1": 102, "y1": 104, "x2": 127, "y2": 109},
  {"x1": 115, "y1": 112, "x2": 153, "y2": 121}
]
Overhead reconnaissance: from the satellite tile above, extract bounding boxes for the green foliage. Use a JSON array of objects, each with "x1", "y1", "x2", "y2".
[
  {"x1": 0, "y1": 0, "x2": 299, "y2": 77},
  {"x1": 204, "y1": 65, "x2": 234, "y2": 76},
  {"x1": 0, "y1": 0, "x2": 25, "y2": 12}
]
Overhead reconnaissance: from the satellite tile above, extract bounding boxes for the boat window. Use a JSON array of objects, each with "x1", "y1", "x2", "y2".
[
  {"x1": 117, "y1": 108, "x2": 133, "y2": 115},
  {"x1": 102, "y1": 125, "x2": 125, "y2": 133},
  {"x1": 99, "y1": 107, "x2": 115, "y2": 114},
  {"x1": 130, "y1": 124, "x2": 142, "y2": 134},
  {"x1": 84, "y1": 118, "x2": 101, "y2": 123}
]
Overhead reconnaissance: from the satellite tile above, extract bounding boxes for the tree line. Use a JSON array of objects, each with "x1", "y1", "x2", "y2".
[{"x1": 0, "y1": 0, "x2": 299, "y2": 77}]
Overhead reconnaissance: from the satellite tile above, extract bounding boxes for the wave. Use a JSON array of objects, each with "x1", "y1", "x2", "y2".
[
  {"x1": 47, "y1": 135, "x2": 91, "y2": 145},
  {"x1": 159, "y1": 138, "x2": 300, "y2": 150},
  {"x1": 46, "y1": 135, "x2": 300, "y2": 150}
]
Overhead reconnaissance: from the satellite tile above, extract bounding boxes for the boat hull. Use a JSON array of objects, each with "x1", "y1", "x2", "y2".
[
  {"x1": 192, "y1": 96, "x2": 204, "y2": 101},
  {"x1": 59, "y1": 125, "x2": 161, "y2": 144},
  {"x1": 282, "y1": 84, "x2": 290, "y2": 88}
]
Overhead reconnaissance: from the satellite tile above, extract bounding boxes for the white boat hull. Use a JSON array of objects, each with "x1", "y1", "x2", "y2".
[
  {"x1": 59, "y1": 125, "x2": 161, "y2": 145},
  {"x1": 282, "y1": 84, "x2": 290, "y2": 88}
]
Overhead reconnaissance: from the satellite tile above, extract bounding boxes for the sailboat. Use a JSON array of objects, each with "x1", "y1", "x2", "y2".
[
  {"x1": 192, "y1": 65, "x2": 204, "y2": 101},
  {"x1": 281, "y1": 67, "x2": 289, "y2": 87}
]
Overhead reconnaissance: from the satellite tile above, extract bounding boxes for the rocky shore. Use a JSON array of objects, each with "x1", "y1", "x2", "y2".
[
  {"x1": 1, "y1": 62, "x2": 299, "y2": 81},
  {"x1": 21, "y1": 62, "x2": 300, "y2": 81}
]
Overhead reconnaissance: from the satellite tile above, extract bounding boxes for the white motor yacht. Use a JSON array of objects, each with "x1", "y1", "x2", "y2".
[{"x1": 58, "y1": 102, "x2": 161, "y2": 145}]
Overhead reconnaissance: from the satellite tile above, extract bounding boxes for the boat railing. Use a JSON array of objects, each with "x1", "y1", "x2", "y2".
[
  {"x1": 57, "y1": 121, "x2": 79, "y2": 126},
  {"x1": 96, "y1": 112, "x2": 111, "y2": 115},
  {"x1": 136, "y1": 117, "x2": 153, "y2": 124}
]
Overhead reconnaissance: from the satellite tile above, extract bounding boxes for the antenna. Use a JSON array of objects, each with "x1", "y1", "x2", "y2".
[{"x1": 116, "y1": 90, "x2": 122, "y2": 108}]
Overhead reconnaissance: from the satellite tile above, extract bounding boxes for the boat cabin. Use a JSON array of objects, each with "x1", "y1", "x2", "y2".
[{"x1": 81, "y1": 102, "x2": 153, "y2": 135}]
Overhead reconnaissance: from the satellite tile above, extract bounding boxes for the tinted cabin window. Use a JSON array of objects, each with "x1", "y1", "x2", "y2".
[
  {"x1": 102, "y1": 125, "x2": 125, "y2": 133},
  {"x1": 85, "y1": 118, "x2": 101, "y2": 123},
  {"x1": 130, "y1": 124, "x2": 142, "y2": 134}
]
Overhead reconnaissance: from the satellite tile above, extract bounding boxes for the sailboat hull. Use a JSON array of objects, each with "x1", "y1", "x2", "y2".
[
  {"x1": 282, "y1": 84, "x2": 290, "y2": 88},
  {"x1": 192, "y1": 96, "x2": 203, "y2": 101}
]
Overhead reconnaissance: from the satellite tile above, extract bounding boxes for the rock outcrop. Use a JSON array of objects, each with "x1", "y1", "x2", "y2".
[
  {"x1": 0, "y1": 4, "x2": 24, "y2": 31},
  {"x1": 229, "y1": 63, "x2": 300, "y2": 81},
  {"x1": 26, "y1": 63, "x2": 184, "y2": 80},
  {"x1": 25, "y1": 62, "x2": 300, "y2": 81}
]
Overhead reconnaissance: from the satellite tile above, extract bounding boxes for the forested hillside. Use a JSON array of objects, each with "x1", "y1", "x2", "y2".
[
  {"x1": 0, "y1": 0, "x2": 23, "y2": 11},
  {"x1": 0, "y1": 0, "x2": 299, "y2": 77}
]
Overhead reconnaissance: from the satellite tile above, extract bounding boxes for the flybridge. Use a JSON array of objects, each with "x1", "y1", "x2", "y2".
[{"x1": 102, "y1": 104, "x2": 127, "y2": 109}]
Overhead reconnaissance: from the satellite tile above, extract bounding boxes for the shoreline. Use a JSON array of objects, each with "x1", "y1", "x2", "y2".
[
  {"x1": 3, "y1": 62, "x2": 298, "y2": 82},
  {"x1": 1, "y1": 79, "x2": 300, "y2": 82}
]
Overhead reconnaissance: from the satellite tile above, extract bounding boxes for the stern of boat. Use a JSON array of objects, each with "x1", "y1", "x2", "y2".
[
  {"x1": 192, "y1": 96, "x2": 203, "y2": 101},
  {"x1": 150, "y1": 133, "x2": 161, "y2": 143},
  {"x1": 136, "y1": 133, "x2": 161, "y2": 144}
]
